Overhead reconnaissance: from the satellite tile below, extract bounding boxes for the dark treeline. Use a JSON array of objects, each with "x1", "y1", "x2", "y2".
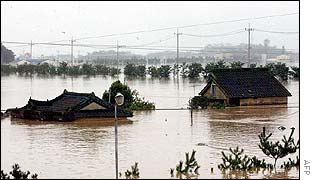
[
  {"x1": 1, "y1": 61, "x2": 299, "y2": 80},
  {"x1": 1, "y1": 62, "x2": 120, "y2": 76},
  {"x1": 124, "y1": 61, "x2": 299, "y2": 80}
]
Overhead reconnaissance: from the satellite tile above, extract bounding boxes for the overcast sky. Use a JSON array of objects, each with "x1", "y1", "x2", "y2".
[{"x1": 1, "y1": 1, "x2": 299, "y2": 57}]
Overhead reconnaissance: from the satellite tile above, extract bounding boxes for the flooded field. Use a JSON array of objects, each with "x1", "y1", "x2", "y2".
[{"x1": 1, "y1": 75, "x2": 299, "y2": 179}]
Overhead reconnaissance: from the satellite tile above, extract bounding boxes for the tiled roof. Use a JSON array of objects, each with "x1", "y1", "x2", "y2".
[
  {"x1": 22, "y1": 90, "x2": 132, "y2": 117},
  {"x1": 200, "y1": 68, "x2": 292, "y2": 98}
]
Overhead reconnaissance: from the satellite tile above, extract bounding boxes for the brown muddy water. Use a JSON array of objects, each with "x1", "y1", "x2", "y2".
[{"x1": 1, "y1": 74, "x2": 299, "y2": 179}]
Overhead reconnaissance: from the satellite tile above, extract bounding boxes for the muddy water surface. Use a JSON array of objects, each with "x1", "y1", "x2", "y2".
[{"x1": 1, "y1": 75, "x2": 299, "y2": 178}]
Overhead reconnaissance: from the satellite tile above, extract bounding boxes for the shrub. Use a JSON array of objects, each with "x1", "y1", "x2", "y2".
[
  {"x1": 102, "y1": 80, "x2": 155, "y2": 110},
  {"x1": 210, "y1": 102, "x2": 225, "y2": 109},
  {"x1": 174, "y1": 150, "x2": 200, "y2": 177},
  {"x1": 1, "y1": 164, "x2": 38, "y2": 179},
  {"x1": 258, "y1": 127, "x2": 299, "y2": 168},
  {"x1": 189, "y1": 96, "x2": 209, "y2": 109},
  {"x1": 124, "y1": 162, "x2": 140, "y2": 179},
  {"x1": 218, "y1": 147, "x2": 273, "y2": 171}
]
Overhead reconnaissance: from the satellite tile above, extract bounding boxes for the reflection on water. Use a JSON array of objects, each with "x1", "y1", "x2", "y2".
[{"x1": 1, "y1": 75, "x2": 299, "y2": 179}]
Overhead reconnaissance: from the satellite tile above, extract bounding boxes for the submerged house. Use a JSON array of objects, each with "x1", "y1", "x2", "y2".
[
  {"x1": 10, "y1": 90, "x2": 133, "y2": 121},
  {"x1": 199, "y1": 68, "x2": 292, "y2": 106}
]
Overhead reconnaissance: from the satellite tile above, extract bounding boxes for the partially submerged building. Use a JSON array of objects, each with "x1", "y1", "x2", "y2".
[
  {"x1": 10, "y1": 90, "x2": 133, "y2": 121},
  {"x1": 199, "y1": 68, "x2": 292, "y2": 106}
]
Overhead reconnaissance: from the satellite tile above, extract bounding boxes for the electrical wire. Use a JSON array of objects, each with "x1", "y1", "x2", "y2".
[
  {"x1": 255, "y1": 29, "x2": 299, "y2": 34},
  {"x1": 71, "y1": 12, "x2": 298, "y2": 41},
  {"x1": 182, "y1": 30, "x2": 244, "y2": 38}
]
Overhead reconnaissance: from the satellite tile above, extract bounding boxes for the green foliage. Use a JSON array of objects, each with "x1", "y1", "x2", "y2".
[
  {"x1": 172, "y1": 63, "x2": 180, "y2": 77},
  {"x1": 281, "y1": 156, "x2": 299, "y2": 169},
  {"x1": 229, "y1": 61, "x2": 244, "y2": 69},
  {"x1": 57, "y1": 62, "x2": 69, "y2": 75},
  {"x1": 210, "y1": 102, "x2": 225, "y2": 109},
  {"x1": 258, "y1": 127, "x2": 299, "y2": 168},
  {"x1": 147, "y1": 66, "x2": 159, "y2": 77},
  {"x1": 203, "y1": 60, "x2": 228, "y2": 78},
  {"x1": 124, "y1": 162, "x2": 140, "y2": 179},
  {"x1": 1, "y1": 44, "x2": 15, "y2": 64},
  {"x1": 179, "y1": 62, "x2": 189, "y2": 78},
  {"x1": 68, "y1": 65, "x2": 81, "y2": 75},
  {"x1": 1, "y1": 164, "x2": 38, "y2": 179},
  {"x1": 289, "y1": 66, "x2": 299, "y2": 79},
  {"x1": 16, "y1": 64, "x2": 36, "y2": 75},
  {"x1": 102, "y1": 80, "x2": 134, "y2": 108},
  {"x1": 81, "y1": 63, "x2": 95, "y2": 75},
  {"x1": 1, "y1": 64, "x2": 16, "y2": 75},
  {"x1": 189, "y1": 96, "x2": 209, "y2": 109},
  {"x1": 174, "y1": 150, "x2": 200, "y2": 177},
  {"x1": 159, "y1": 65, "x2": 171, "y2": 78},
  {"x1": 94, "y1": 64, "x2": 110, "y2": 75},
  {"x1": 129, "y1": 90, "x2": 155, "y2": 110},
  {"x1": 109, "y1": 67, "x2": 121, "y2": 76},
  {"x1": 102, "y1": 80, "x2": 155, "y2": 110},
  {"x1": 218, "y1": 147, "x2": 273, "y2": 171},
  {"x1": 124, "y1": 64, "x2": 146, "y2": 77},
  {"x1": 147, "y1": 65, "x2": 171, "y2": 78},
  {"x1": 264, "y1": 62, "x2": 289, "y2": 80},
  {"x1": 187, "y1": 63, "x2": 203, "y2": 79},
  {"x1": 170, "y1": 168, "x2": 174, "y2": 177}
]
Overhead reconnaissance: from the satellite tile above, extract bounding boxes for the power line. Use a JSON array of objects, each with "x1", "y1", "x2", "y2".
[
  {"x1": 131, "y1": 35, "x2": 175, "y2": 47},
  {"x1": 69, "y1": 12, "x2": 298, "y2": 41},
  {"x1": 182, "y1": 29, "x2": 244, "y2": 37},
  {"x1": 255, "y1": 29, "x2": 299, "y2": 34}
]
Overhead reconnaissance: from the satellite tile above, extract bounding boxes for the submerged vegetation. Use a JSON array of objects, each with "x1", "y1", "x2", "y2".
[
  {"x1": 218, "y1": 127, "x2": 299, "y2": 173},
  {"x1": 258, "y1": 127, "x2": 299, "y2": 168},
  {"x1": 218, "y1": 147, "x2": 273, "y2": 171},
  {"x1": 172, "y1": 150, "x2": 200, "y2": 178},
  {"x1": 1, "y1": 164, "x2": 38, "y2": 179},
  {"x1": 102, "y1": 80, "x2": 155, "y2": 111},
  {"x1": 1, "y1": 61, "x2": 299, "y2": 81},
  {"x1": 124, "y1": 162, "x2": 140, "y2": 179},
  {"x1": 1, "y1": 127, "x2": 299, "y2": 179}
]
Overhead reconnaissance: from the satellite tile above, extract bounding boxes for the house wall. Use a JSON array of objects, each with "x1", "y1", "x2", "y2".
[
  {"x1": 81, "y1": 102, "x2": 106, "y2": 110},
  {"x1": 203, "y1": 82, "x2": 226, "y2": 99},
  {"x1": 240, "y1": 97, "x2": 288, "y2": 106}
]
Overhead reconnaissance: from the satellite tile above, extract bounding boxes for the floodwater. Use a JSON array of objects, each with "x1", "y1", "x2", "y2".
[{"x1": 1, "y1": 74, "x2": 299, "y2": 179}]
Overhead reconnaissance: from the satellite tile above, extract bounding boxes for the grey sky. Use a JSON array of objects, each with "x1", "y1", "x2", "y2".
[{"x1": 1, "y1": 1, "x2": 299, "y2": 57}]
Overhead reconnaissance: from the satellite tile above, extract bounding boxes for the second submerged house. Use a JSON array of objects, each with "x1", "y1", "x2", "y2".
[
  {"x1": 10, "y1": 90, "x2": 133, "y2": 121},
  {"x1": 199, "y1": 68, "x2": 292, "y2": 106}
]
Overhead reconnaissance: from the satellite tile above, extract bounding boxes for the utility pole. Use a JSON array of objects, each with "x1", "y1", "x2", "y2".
[
  {"x1": 71, "y1": 37, "x2": 74, "y2": 66},
  {"x1": 176, "y1": 28, "x2": 182, "y2": 76},
  {"x1": 116, "y1": 41, "x2": 126, "y2": 76},
  {"x1": 116, "y1": 41, "x2": 119, "y2": 75},
  {"x1": 245, "y1": 24, "x2": 254, "y2": 68},
  {"x1": 30, "y1": 40, "x2": 33, "y2": 59}
]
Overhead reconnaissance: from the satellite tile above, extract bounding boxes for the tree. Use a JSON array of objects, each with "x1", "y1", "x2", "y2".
[
  {"x1": 265, "y1": 62, "x2": 289, "y2": 80},
  {"x1": 102, "y1": 80, "x2": 134, "y2": 108},
  {"x1": 81, "y1": 63, "x2": 95, "y2": 75},
  {"x1": 258, "y1": 127, "x2": 299, "y2": 169},
  {"x1": 187, "y1": 63, "x2": 203, "y2": 78},
  {"x1": 102, "y1": 80, "x2": 155, "y2": 110},
  {"x1": 229, "y1": 61, "x2": 244, "y2": 69},
  {"x1": 124, "y1": 64, "x2": 137, "y2": 76},
  {"x1": 57, "y1": 62, "x2": 69, "y2": 75},
  {"x1": 147, "y1": 66, "x2": 159, "y2": 78},
  {"x1": 1, "y1": 44, "x2": 15, "y2": 64},
  {"x1": 1, "y1": 164, "x2": 38, "y2": 179},
  {"x1": 189, "y1": 96, "x2": 209, "y2": 109},
  {"x1": 203, "y1": 60, "x2": 228, "y2": 78},
  {"x1": 159, "y1": 65, "x2": 171, "y2": 78},
  {"x1": 289, "y1": 66, "x2": 299, "y2": 79},
  {"x1": 179, "y1": 62, "x2": 189, "y2": 78}
]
